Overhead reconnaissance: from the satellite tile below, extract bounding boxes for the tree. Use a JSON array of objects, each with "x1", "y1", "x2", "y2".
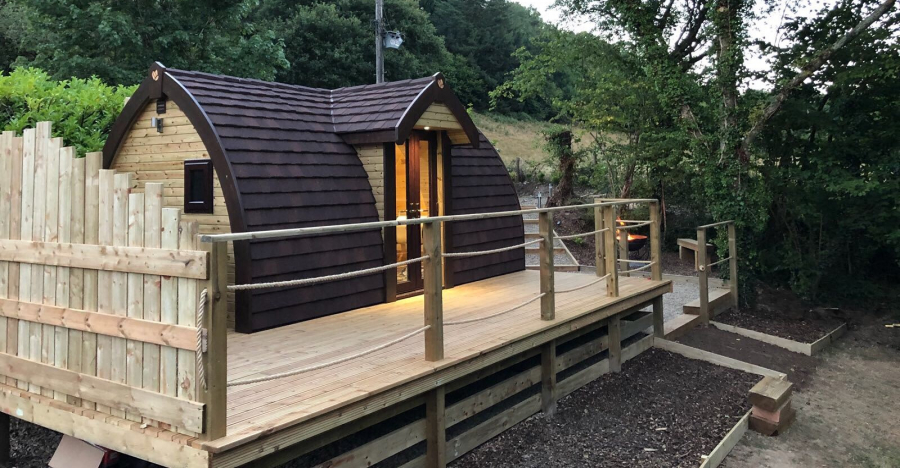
[{"x1": 9, "y1": 0, "x2": 288, "y2": 85}]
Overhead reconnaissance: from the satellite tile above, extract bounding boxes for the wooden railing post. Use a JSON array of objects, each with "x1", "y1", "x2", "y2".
[
  {"x1": 649, "y1": 200, "x2": 662, "y2": 281},
  {"x1": 594, "y1": 199, "x2": 605, "y2": 278},
  {"x1": 422, "y1": 221, "x2": 444, "y2": 361},
  {"x1": 697, "y1": 227, "x2": 710, "y2": 324},
  {"x1": 727, "y1": 222, "x2": 739, "y2": 308},
  {"x1": 538, "y1": 211, "x2": 555, "y2": 321},
  {"x1": 602, "y1": 205, "x2": 619, "y2": 297},
  {"x1": 618, "y1": 216, "x2": 629, "y2": 277},
  {"x1": 201, "y1": 240, "x2": 228, "y2": 440}
]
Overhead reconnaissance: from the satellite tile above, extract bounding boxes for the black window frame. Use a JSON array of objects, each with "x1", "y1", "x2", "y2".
[{"x1": 184, "y1": 159, "x2": 214, "y2": 214}]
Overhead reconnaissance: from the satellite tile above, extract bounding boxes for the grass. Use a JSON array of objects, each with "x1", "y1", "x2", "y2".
[{"x1": 470, "y1": 111, "x2": 596, "y2": 165}]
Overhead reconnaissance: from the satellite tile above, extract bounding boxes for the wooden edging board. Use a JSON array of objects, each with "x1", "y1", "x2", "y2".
[
  {"x1": 653, "y1": 339, "x2": 787, "y2": 380},
  {"x1": 709, "y1": 321, "x2": 847, "y2": 356},
  {"x1": 699, "y1": 411, "x2": 750, "y2": 468}
]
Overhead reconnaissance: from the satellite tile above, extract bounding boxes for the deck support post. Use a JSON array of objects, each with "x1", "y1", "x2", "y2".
[
  {"x1": 201, "y1": 240, "x2": 228, "y2": 440},
  {"x1": 425, "y1": 386, "x2": 447, "y2": 468},
  {"x1": 602, "y1": 206, "x2": 619, "y2": 297},
  {"x1": 652, "y1": 296, "x2": 664, "y2": 338},
  {"x1": 727, "y1": 222, "x2": 738, "y2": 308},
  {"x1": 0, "y1": 412, "x2": 8, "y2": 466},
  {"x1": 697, "y1": 227, "x2": 710, "y2": 324},
  {"x1": 649, "y1": 200, "x2": 662, "y2": 281},
  {"x1": 423, "y1": 222, "x2": 444, "y2": 361},
  {"x1": 594, "y1": 199, "x2": 605, "y2": 278},
  {"x1": 538, "y1": 211, "x2": 555, "y2": 320},
  {"x1": 608, "y1": 314, "x2": 622, "y2": 372},
  {"x1": 540, "y1": 339, "x2": 557, "y2": 416}
]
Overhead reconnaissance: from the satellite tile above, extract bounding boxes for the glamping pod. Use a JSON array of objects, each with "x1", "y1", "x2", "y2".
[{"x1": 103, "y1": 63, "x2": 524, "y2": 332}]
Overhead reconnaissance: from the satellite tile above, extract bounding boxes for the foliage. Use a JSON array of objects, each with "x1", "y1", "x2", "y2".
[
  {"x1": 0, "y1": 67, "x2": 135, "y2": 155},
  {"x1": 6, "y1": 0, "x2": 289, "y2": 85}
]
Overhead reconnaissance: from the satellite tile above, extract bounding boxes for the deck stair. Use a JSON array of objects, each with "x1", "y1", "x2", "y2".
[
  {"x1": 683, "y1": 288, "x2": 734, "y2": 317},
  {"x1": 521, "y1": 204, "x2": 580, "y2": 272}
]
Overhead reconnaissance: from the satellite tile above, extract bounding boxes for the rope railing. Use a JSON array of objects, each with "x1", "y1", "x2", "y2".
[
  {"x1": 703, "y1": 256, "x2": 732, "y2": 270},
  {"x1": 444, "y1": 294, "x2": 545, "y2": 326},
  {"x1": 618, "y1": 262, "x2": 656, "y2": 275},
  {"x1": 555, "y1": 227, "x2": 610, "y2": 240},
  {"x1": 614, "y1": 220, "x2": 652, "y2": 230},
  {"x1": 555, "y1": 275, "x2": 609, "y2": 294},
  {"x1": 227, "y1": 325, "x2": 431, "y2": 387},
  {"x1": 228, "y1": 256, "x2": 429, "y2": 291},
  {"x1": 196, "y1": 289, "x2": 208, "y2": 390},
  {"x1": 443, "y1": 238, "x2": 542, "y2": 258}
]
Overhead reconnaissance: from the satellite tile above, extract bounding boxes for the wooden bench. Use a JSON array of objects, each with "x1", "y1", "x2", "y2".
[{"x1": 677, "y1": 238, "x2": 714, "y2": 270}]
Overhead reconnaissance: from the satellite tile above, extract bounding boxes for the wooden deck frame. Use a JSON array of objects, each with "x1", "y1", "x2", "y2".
[{"x1": 696, "y1": 221, "x2": 738, "y2": 323}]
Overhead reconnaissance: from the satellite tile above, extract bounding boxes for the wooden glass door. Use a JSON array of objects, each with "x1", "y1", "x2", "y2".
[{"x1": 395, "y1": 132, "x2": 437, "y2": 295}]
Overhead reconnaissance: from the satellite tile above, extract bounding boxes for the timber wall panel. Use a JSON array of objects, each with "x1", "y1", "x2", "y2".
[{"x1": 0, "y1": 123, "x2": 208, "y2": 437}]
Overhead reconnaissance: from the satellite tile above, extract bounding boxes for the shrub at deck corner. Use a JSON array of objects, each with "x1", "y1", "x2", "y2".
[{"x1": 0, "y1": 67, "x2": 136, "y2": 156}]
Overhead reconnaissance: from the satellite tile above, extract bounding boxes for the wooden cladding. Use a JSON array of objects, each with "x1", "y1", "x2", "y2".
[{"x1": 0, "y1": 123, "x2": 211, "y2": 438}]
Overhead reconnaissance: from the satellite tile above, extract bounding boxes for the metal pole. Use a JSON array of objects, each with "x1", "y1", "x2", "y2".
[{"x1": 375, "y1": 0, "x2": 385, "y2": 83}]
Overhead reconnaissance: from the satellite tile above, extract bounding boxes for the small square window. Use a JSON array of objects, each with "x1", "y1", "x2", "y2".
[{"x1": 184, "y1": 159, "x2": 213, "y2": 214}]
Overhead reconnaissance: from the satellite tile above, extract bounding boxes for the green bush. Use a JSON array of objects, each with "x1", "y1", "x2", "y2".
[{"x1": 0, "y1": 68, "x2": 136, "y2": 156}]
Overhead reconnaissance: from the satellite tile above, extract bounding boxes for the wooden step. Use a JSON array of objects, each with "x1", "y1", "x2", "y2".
[
  {"x1": 526, "y1": 264, "x2": 580, "y2": 272},
  {"x1": 663, "y1": 314, "x2": 702, "y2": 340},
  {"x1": 683, "y1": 288, "x2": 734, "y2": 317}
]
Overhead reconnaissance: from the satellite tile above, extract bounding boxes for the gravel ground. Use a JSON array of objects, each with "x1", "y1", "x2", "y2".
[{"x1": 452, "y1": 348, "x2": 758, "y2": 467}]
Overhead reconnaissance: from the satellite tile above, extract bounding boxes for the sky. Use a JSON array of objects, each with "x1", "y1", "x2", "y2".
[{"x1": 510, "y1": 0, "x2": 839, "y2": 88}]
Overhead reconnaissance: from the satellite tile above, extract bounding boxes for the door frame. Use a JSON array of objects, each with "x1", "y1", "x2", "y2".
[{"x1": 382, "y1": 130, "x2": 440, "y2": 301}]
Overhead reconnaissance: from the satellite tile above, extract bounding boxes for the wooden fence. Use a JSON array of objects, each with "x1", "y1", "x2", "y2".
[{"x1": 0, "y1": 123, "x2": 219, "y2": 438}]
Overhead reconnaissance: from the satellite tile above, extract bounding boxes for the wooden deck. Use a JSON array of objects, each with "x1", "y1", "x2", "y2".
[{"x1": 204, "y1": 270, "x2": 671, "y2": 461}]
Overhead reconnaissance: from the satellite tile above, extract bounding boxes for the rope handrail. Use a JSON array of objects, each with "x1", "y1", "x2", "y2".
[
  {"x1": 227, "y1": 325, "x2": 431, "y2": 387},
  {"x1": 444, "y1": 293, "x2": 545, "y2": 326},
  {"x1": 619, "y1": 262, "x2": 656, "y2": 275},
  {"x1": 555, "y1": 227, "x2": 610, "y2": 240},
  {"x1": 196, "y1": 289, "x2": 208, "y2": 390},
  {"x1": 443, "y1": 239, "x2": 542, "y2": 258},
  {"x1": 202, "y1": 199, "x2": 659, "y2": 243},
  {"x1": 228, "y1": 256, "x2": 428, "y2": 291},
  {"x1": 705, "y1": 256, "x2": 732, "y2": 269},
  {"x1": 555, "y1": 275, "x2": 609, "y2": 294},
  {"x1": 616, "y1": 259, "x2": 651, "y2": 264},
  {"x1": 615, "y1": 221, "x2": 652, "y2": 230}
]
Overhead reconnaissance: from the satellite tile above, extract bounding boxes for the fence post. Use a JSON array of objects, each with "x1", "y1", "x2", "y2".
[
  {"x1": 602, "y1": 205, "x2": 619, "y2": 297},
  {"x1": 594, "y1": 199, "x2": 605, "y2": 278},
  {"x1": 618, "y1": 217, "x2": 629, "y2": 277},
  {"x1": 697, "y1": 227, "x2": 710, "y2": 324},
  {"x1": 201, "y1": 240, "x2": 228, "y2": 440},
  {"x1": 728, "y1": 222, "x2": 739, "y2": 308},
  {"x1": 423, "y1": 221, "x2": 444, "y2": 361},
  {"x1": 538, "y1": 211, "x2": 555, "y2": 320},
  {"x1": 649, "y1": 200, "x2": 662, "y2": 281}
]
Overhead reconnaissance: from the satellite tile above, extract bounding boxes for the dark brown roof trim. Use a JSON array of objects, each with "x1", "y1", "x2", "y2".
[
  {"x1": 394, "y1": 73, "x2": 480, "y2": 148},
  {"x1": 102, "y1": 62, "x2": 254, "y2": 322}
]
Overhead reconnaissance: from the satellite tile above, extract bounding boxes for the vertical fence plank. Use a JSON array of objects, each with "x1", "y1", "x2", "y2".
[
  {"x1": 0, "y1": 132, "x2": 12, "y2": 382},
  {"x1": 17, "y1": 128, "x2": 35, "y2": 392},
  {"x1": 81, "y1": 153, "x2": 101, "y2": 410},
  {"x1": 538, "y1": 211, "x2": 555, "y2": 320},
  {"x1": 40, "y1": 137, "x2": 61, "y2": 398},
  {"x1": 727, "y1": 223, "x2": 738, "y2": 308},
  {"x1": 697, "y1": 228, "x2": 709, "y2": 324},
  {"x1": 95, "y1": 169, "x2": 115, "y2": 413},
  {"x1": 52, "y1": 146, "x2": 73, "y2": 402},
  {"x1": 160, "y1": 209, "x2": 181, "y2": 404},
  {"x1": 602, "y1": 206, "x2": 618, "y2": 297},
  {"x1": 67, "y1": 155, "x2": 85, "y2": 406},
  {"x1": 177, "y1": 221, "x2": 199, "y2": 408},
  {"x1": 649, "y1": 200, "x2": 662, "y2": 282},
  {"x1": 110, "y1": 172, "x2": 132, "y2": 419},
  {"x1": 422, "y1": 221, "x2": 444, "y2": 361},
  {"x1": 143, "y1": 184, "x2": 163, "y2": 401},
  {"x1": 6, "y1": 136, "x2": 23, "y2": 388},
  {"x1": 125, "y1": 192, "x2": 145, "y2": 422},
  {"x1": 28, "y1": 124, "x2": 51, "y2": 395}
]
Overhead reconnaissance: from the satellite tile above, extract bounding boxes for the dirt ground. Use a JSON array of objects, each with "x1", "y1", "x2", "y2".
[
  {"x1": 723, "y1": 317, "x2": 900, "y2": 468},
  {"x1": 453, "y1": 349, "x2": 758, "y2": 468}
]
